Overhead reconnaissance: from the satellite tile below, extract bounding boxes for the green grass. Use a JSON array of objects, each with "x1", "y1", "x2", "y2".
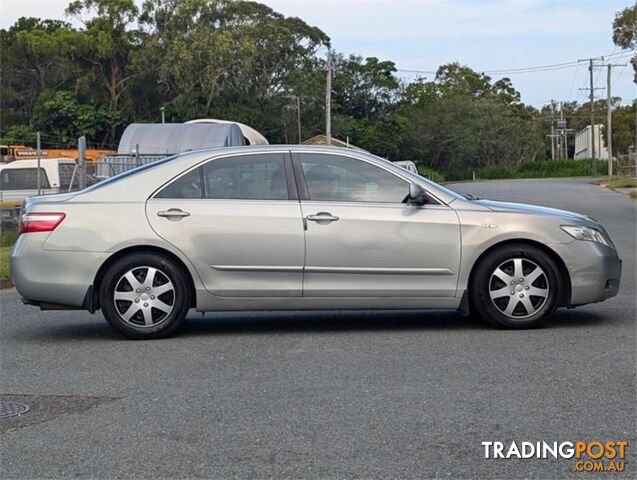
[
  {"x1": 0, "y1": 246, "x2": 10, "y2": 280},
  {"x1": 0, "y1": 226, "x2": 18, "y2": 280},
  {"x1": 1, "y1": 227, "x2": 19, "y2": 247},
  {"x1": 605, "y1": 178, "x2": 637, "y2": 189},
  {"x1": 630, "y1": 191, "x2": 637, "y2": 200}
]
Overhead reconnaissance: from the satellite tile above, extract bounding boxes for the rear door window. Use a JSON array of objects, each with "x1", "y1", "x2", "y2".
[
  {"x1": 155, "y1": 153, "x2": 290, "y2": 200},
  {"x1": 155, "y1": 168, "x2": 203, "y2": 199},
  {"x1": 202, "y1": 154, "x2": 288, "y2": 200}
]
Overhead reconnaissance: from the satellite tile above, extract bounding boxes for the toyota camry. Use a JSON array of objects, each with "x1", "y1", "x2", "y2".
[{"x1": 10, "y1": 146, "x2": 621, "y2": 338}]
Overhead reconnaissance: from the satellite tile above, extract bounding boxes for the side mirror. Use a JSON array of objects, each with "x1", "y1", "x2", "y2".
[{"x1": 408, "y1": 183, "x2": 428, "y2": 205}]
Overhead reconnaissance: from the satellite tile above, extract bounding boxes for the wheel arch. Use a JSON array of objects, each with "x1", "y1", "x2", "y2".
[
  {"x1": 467, "y1": 239, "x2": 571, "y2": 307},
  {"x1": 90, "y1": 245, "x2": 197, "y2": 311}
]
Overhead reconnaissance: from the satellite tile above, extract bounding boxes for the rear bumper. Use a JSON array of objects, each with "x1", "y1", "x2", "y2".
[
  {"x1": 10, "y1": 234, "x2": 107, "y2": 309},
  {"x1": 551, "y1": 241, "x2": 622, "y2": 306}
]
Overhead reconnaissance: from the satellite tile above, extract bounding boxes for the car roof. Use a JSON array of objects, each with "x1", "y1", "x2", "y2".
[{"x1": 174, "y1": 144, "x2": 372, "y2": 155}]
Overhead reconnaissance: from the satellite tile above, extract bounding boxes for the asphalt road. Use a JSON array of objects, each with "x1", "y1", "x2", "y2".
[{"x1": 1, "y1": 178, "x2": 635, "y2": 479}]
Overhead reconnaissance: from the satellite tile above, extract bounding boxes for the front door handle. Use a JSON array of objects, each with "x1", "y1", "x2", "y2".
[
  {"x1": 157, "y1": 208, "x2": 190, "y2": 219},
  {"x1": 306, "y1": 212, "x2": 339, "y2": 223}
]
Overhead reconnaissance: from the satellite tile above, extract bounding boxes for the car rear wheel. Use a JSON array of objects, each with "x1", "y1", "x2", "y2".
[
  {"x1": 470, "y1": 244, "x2": 562, "y2": 329},
  {"x1": 99, "y1": 253, "x2": 191, "y2": 339}
]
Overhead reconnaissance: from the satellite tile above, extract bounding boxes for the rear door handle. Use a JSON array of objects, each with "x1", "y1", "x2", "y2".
[
  {"x1": 157, "y1": 208, "x2": 190, "y2": 219},
  {"x1": 306, "y1": 212, "x2": 339, "y2": 223}
]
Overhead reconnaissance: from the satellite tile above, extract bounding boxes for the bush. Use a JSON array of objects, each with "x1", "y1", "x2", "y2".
[
  {"x1": 517, "y1": 159, "x2": 608, "y2": 178},
  {"x1": 417, "y1": 166, "x2": 446, "y2": 183},
  {"x1": 478, "y1": 165, "x2": 516, "y2": 179},
  {"x1": 440, "y1": 159, "x2": 610, "y2": 181}
]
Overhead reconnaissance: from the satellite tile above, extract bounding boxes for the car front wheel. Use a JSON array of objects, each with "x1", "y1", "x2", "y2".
[
  {"x1": 99, "y1": 252, "x2": 191, "y2": 339},
  {"x1": 470, "y1": 244, "x2": 562, "y2": 329}
]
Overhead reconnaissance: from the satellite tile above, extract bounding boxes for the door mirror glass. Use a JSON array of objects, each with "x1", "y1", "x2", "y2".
[{"x1": 408, "y1": 184, "x2": 428, "y2": 205}]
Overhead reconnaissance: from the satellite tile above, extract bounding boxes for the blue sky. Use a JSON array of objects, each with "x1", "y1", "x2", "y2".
[{"x1": 2, "y1": 0, "x2": 635, "y2": 106}]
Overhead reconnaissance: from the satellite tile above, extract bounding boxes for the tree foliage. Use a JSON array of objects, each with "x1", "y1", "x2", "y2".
[
  {"x1": 1, "y1": 0, "x2": 634, "y2": 175},
  {"x1": 613, "y1": 5, "x2": 636, "y2": 50}
]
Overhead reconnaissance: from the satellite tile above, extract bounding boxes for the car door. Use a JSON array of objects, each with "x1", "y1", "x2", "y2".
[
  {"x1": 295, "y1": 152, "x2": 461, "y2": 297},
  {"x1": 146, "y1": 151, "x2": 305, "y2": 297}
]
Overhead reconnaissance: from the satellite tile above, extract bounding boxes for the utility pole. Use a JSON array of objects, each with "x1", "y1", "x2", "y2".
[
  {"x1": 579, "y1": 58, "x2": 604, "y2": 176},
  {"x1": 546, "y1": 100, "x2": 561, "y2": 160},
  {"x1": 36, "y1": 131, "x2": 41, "y2": 196},
  {"x1": 78, "y1": 136, "x2": 86, "y2": 190},
  {"x1": 559, "y1": 103, "x2": 565, "y2": 159},
  {"x1": 607, "y1": 65, "x2": 613, "y2": 177},
  {"x1": 550, "y1": 123, "x2": 556, "y2": 160},
  {"x1": 634, "y1": 0, "x2": 637, "y2": 151},
  {"x1": 589, "y1": 59, "x2": 596, "y2": 176},
  {"x1": 296, "y1": 96, "x2": 302, "y2": 144},
  {"x1": 550, "y1": 100, "x2": 556, "y2": 160},
  {"x1": 325, "y1": 51, "x2": 332, "y2": 145},
  {"x1": 600, "y1": 61, "x2": 626, "y2": 176},
  {"x1": 160, "y1": 106, "x2": 165, "y2": 124}
]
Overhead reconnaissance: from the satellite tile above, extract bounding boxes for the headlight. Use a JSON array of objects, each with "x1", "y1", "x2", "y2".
[{"x1": 561, "y1": 225, "x2": 613, "y2": 248}]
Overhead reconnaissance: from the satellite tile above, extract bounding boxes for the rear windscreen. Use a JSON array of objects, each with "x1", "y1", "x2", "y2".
[
  {"x1": 0, "y1": 168, "x2": 51, "y2": 190},
  {"x1": 58, "y1": 163, "x2": 76, "y2": 190}
]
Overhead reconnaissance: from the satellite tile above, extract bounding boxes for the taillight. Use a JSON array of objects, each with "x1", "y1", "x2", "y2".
[{"x1": 19, "y1": 212, "x2": 66, "y2": 234}]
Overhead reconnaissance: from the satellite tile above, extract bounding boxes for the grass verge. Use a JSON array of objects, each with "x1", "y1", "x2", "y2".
[
  {"x1": 0, "y1": 246, "x2": 11, "y2": 280},
  {"x1": 1, "y1": 226, "x2": 18, "y2": 281},
  {"x1": 605, "y1": 178, "x2": 637, "y2": 189}
]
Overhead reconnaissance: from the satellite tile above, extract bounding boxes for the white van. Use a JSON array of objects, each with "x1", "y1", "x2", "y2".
[
  {"x1": 0, "y1": 158, "x2": 76, "y2": 203},
  {"x1": 393, "y1": 160, "x2": 418, "y2": 174}
]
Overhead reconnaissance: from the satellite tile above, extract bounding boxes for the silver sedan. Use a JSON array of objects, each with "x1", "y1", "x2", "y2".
[{"x1": 11, "y1": 146, "x2": 621, "y2": 339}]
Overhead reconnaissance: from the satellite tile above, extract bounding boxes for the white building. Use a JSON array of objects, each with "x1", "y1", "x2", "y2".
[{"x1": 574, "y1": 124, "x2": 609, "y2": 160}]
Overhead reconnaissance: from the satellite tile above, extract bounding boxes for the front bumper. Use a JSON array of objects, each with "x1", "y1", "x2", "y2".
[{"x1": 551, "y1": 240, "x2": 622, "y2": 306}]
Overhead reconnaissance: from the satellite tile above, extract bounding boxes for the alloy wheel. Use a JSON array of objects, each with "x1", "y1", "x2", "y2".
[
  {"x1": 113, "y1": 266, "x2": 175, "y2": 327},
  {"x1": 489, "y1": 258, "x2": 549, "y2": 319}
]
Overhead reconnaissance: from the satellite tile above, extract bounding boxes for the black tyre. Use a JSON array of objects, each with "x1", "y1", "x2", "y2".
[
  {"x1": 99, "y1": 252, "x2": 191, "y2": 339},
  {"x1": 470, "y1": 243, "x2": 562, "y2": 329}
]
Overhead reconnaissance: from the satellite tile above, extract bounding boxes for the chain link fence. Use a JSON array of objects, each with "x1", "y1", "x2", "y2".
[
  {"x1": 70, "y1": 154, "x2": 170, "y2": 189},
  {"x1": 616, "y1": 153, "x2": 637, "y2": 178}
]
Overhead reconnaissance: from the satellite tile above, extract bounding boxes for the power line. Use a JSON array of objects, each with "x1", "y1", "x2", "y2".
[
  {"x1": 395, "y1": 49, "x2": 636, "y2": 76},
  {"x1": 566, "y1": 63, "x2": 581, "y2": 101},
  {"x1": 396, "y1": 64, "x2": 577, "y2": 76}
]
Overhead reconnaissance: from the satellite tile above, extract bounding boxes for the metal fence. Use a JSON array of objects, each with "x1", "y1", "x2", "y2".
[
  {"x1": 67, "y1": 154, "x2": 170, "y2": 191},
  {"x1": 92, "y1": 154, "x2": 169, "y2": 178},
  {"x1": 616, "y1": 153, "x2": 637, "y2": 178}
]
